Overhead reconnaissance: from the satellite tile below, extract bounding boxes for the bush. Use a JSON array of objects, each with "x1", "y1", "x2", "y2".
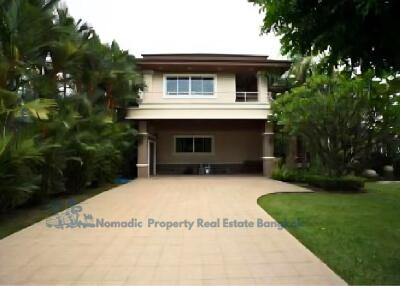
[
  {"x1": 0, "y1": 136, "x2": 43, "y2": 211},
  {"x1": 91, "y1": 143, "x2": 122, "y2": 186},
  {"x1": 394, "y1": 158, "x2": 400, "y2": 179},
  {"x1": 271, "y1": 167, "x2": 292, "y2": 181},
  {"x1": 64, "y1": 158, "x2": 89, "y2": 193},
  {"x1": 272, "y1": 166, "x2": 306, "y2": 182},
  {"x1": 306, "y1": 175, "x2": 365, "y2": 192},
  {"x1": 368, "y1": 152, "x2": 392, "y2": 176},
  {"x1": 272, "y1": 166, "x2": 365, "y2": 192}
]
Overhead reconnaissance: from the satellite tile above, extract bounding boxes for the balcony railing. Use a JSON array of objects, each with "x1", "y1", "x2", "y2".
[
  {"x1": 135, "y1": 91, "x2": 265, "y2": 104},
  {"x1": 235, "y1": 92, "x2": 258, "y2": 102}
]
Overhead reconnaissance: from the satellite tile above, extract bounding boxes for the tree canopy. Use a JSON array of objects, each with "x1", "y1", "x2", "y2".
[
  {"x1": 250, "y1": 0, "x2": 400, "y2": 71},
  {"x1": 273, "y1": 71, "x2": 400, "y2": 175}
]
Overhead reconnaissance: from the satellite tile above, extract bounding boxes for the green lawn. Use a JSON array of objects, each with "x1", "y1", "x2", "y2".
[
  {"x1": 258, "y1": 182, "x2": 400, "y2": 285},
  {"x1": 0, "y1": 184, "x2": 118, "y2": 239}
]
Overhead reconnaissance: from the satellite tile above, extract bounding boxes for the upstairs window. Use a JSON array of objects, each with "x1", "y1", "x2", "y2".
[
  {"x1": 191, "y1": 77, "x2": 214, "y2": 95},
  {"x1": 166, "y1": 76, "x2": 189, "y2": 95},
  {"x1": 165, "y1": 75, "x2": 215, "y2": 96}
]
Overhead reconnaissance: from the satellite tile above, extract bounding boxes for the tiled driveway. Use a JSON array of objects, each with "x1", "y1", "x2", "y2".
[{"x1": 0, "y1": 176, "x2": 345, "y2": 285}]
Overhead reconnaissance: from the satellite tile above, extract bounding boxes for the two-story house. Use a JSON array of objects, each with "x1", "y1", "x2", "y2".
[{"x1": 126, "y1": 54, "x2": 291, "y2": 178}]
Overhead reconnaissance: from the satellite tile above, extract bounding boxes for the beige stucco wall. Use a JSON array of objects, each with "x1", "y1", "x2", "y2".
[
  {"x1": 153, "y1": 120, "x2": 263, "y2": 164},
  {"x1": 126, "y1": 107, "x2": 271, "y2": 120},
  {"x1": 141, "y1": 71, "x2": 269, "y2": 105}
]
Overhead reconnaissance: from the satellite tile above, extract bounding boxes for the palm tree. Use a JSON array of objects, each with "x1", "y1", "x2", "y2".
[
  {"x1": 0, "y1": 0, "x2": 59, "y2": 90},
  {"x1": 0, "y1": 0, "x2": 141, "y2": 210}
]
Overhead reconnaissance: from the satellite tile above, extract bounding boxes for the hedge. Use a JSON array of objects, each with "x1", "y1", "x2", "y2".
[
  {"x1": 272, "y1": 167, "x2": 365, "y2": 192},
  {"x1": 305, "y1": 175, "x2": 365, "y2": 192}
]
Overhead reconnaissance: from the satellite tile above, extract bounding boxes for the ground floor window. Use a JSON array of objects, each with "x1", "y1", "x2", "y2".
[{"x1": 175, "y1": 136, "x2": 213, "y2": 153}]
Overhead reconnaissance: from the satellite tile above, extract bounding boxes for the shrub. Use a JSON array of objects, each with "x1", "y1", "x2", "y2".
[
  {"x1": 272, "y1": 166, "x2": 365, "y2": 192},
  {"x1": 368, "y1": 152, "x2": 392, "y2": 176},
  {"x1": 64, "y1": 158, "x2": 89, "y2": 193},
  {"x1": 272, "y1": 166, "x2": 306, "y2": 183},
  {"x1": 305, "y1": 175, "x2": 365, "y2": 192},
  {"x1": 91, "y1": 143, "x2": 122, "y2": 186},
  {"x1": 394, "y1": 158, "x2": 400, "y2": 179},
  {"x1": 0, "y1": 136, "x2": 44, "y2": 211}
]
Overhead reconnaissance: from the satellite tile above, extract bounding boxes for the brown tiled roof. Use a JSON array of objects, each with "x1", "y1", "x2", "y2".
[{"x1": 137, "y1": 53, "x2": 291, "y2": 73}]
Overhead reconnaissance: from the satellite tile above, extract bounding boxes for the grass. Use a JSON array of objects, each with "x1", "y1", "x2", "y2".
[
  {"x1": 0, "y1": 184, "x2": 118, "y2": 239},
  {"x1": 258, "y1": 182, "x2": 400, "y2": 285}
]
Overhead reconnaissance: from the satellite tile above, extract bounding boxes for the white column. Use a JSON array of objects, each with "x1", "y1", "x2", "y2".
[
  {"x1": 257, "y1": 71, "x2": 269, "y2": 103},
  {"x1": 137, "y1": 120, "x2": 149, "y2": 178},
  {"x1": 262, "y1": 120, "x2": 275, "y2": 177}
]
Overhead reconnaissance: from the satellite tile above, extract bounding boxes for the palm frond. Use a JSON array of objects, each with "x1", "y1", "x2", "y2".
[{"x1": 22, "y1": 98, "x2": 57, "y2": 119}]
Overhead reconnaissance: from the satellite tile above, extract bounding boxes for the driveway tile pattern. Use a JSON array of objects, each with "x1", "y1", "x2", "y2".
[{"x1": 0, "y1": 176, "x2": 346, "y2": 285}]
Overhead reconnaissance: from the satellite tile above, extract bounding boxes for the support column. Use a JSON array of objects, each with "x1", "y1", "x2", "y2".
[
  {"x1": 257, "y1": 71, "x2": 269, "y2": 103},
  {"x1": 262, "y1": 120, "x2": 275, "y2": 177},
  {"x1": 286, "y1": 136, "x2": 298, "y2": 168},
  {"x1": 137, "y1": 120, "x2": 149, "y2": 178}
]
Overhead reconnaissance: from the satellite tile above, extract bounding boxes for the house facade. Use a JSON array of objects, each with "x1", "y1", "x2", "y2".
[{"x1": 126, "y1": 54, "x2": 291, "y2": 177}]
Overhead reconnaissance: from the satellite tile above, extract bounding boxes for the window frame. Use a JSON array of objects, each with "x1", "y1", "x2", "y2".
[
  {"x1": 173, "y1": 135, "x2": 215, "y2": 155},
  {"x1": 163, "y1": 74, "x2": 217, "y2": 98}
]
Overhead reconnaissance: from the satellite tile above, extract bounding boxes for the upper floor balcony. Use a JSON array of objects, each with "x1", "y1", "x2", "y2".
[
  {"x1": 136, "y1": 71, "x2": 272, "y2": 105},
  {"x1": 235, "y1": 91, "x2": 259, "y2": 102},
  {"x1": 136, "y1": 91, "x2": 271, "y2": 105}
]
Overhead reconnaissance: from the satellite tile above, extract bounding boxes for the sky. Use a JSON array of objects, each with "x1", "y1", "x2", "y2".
[{"x1": 62, "y1": 0, "x2": 285, "y2": 59}]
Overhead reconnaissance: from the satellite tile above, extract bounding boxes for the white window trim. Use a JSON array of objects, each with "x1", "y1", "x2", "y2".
[
  {"x1": 163, "y1": 74, "x2": 217, "y2": 98},
  {"x1": 173, "y1": 135, "x2": 215, "y2": 155}
]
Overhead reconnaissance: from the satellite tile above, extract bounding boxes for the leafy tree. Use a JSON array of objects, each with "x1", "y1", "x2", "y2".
[
  {"x1": 250, "y1": 0, "x2": 400, "y2": 71},
  {"x1": 273, "y1": 71, "x2": 400, "y2": 176},
  {"x1": 0, "y1": 0, "x2": 141, "y2": 210},
  {"x1": 0, "y1": 0, "x2": 59, "y2": 90}
]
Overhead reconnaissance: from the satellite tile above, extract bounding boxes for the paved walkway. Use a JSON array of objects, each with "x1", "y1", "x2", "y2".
[{"x1": 0, "y1": 176, "x2": 345, "y2": 285}]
